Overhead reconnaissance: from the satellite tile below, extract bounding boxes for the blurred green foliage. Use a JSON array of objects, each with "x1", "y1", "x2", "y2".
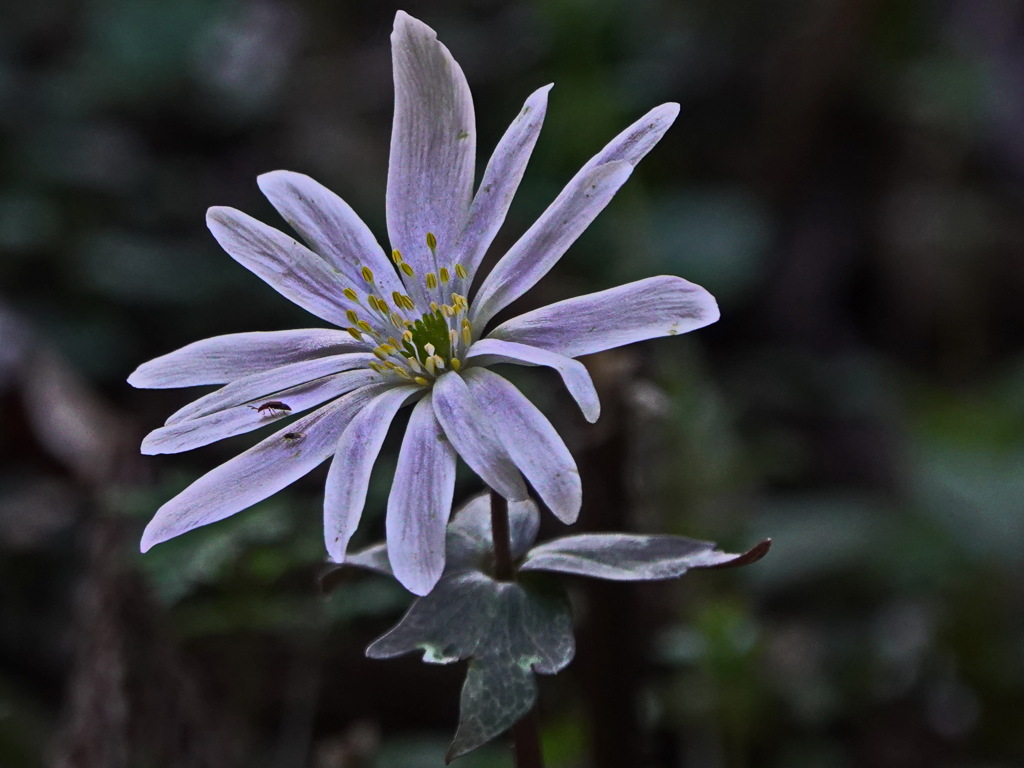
[{"x1": 2, "y1": 0, "x2": 1024, "y2": 766}]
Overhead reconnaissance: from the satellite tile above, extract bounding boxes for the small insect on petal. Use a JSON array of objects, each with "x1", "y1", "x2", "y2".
[
  {"x1": 248, "y1": 401, "x2": 292, "y2": 416},
  {"x1": 283, "y1": 432, "x2": 304, "y2": 441}
]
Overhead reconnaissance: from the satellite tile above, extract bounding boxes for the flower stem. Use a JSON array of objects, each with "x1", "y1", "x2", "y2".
[
  {"x1": 490, "y1": 489, "x2": 513, "y2": 582},
  {"x1": 489, "y1": 489, "x2": 545, "y2": 768}
]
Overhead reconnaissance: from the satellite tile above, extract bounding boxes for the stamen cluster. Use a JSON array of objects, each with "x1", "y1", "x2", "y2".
[{"x1": 343, "y1": 232, "x2": 473, "y2": 388}]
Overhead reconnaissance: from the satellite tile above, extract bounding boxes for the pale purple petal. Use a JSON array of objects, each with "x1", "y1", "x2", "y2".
[
  {"x1": 140, "y1": 384, "x2": 388, "y2": 552},
  {"x1": 452, "y1": 85, "x2": 552, "y2": 285},
  {"x1": 257, "y1": 171, "x2": 405, "y2": 299},
  {"x1": 431, "y1": 371, "x2": 527, "y2": 501},
  {"x1": 469, "y1": 103, "x2": 680, "y2": 328},
  {"x1": 165, "y1": 352, "x2": 377, "y2": 425},
  {"x1": 489, "y1": 276, "x2": 720, "y2": 358},
  {"x1": 574, "y1": 102, "x2": 679, "y2": 177},
  {"x1": 386, "y1": 395, "x2": 457, "y2": 595},
  {"x1": 387, "y1": 11, "x2": 475, "y2": 290},
  {"x1": 469, "y1": 161, "x2": 634, "y2": 329},
  {"x1": 142, "y1": 369, "x2": 380, "y2": 455},
  {"x1": 128, "y1": 329, "x2": 362, "y2": 389},
  {"x1": 465, "y1": 338, "x2": 599, "y2": 423},
  {"x1": 463, "y1": 368, "x2": 580, "y2": 524},
  {"x1": 207, "y1": 206, "x2": 357, "y2": 327},
  {"x1": 323, "y1": 384, "x2": 420, "y2": 562}
]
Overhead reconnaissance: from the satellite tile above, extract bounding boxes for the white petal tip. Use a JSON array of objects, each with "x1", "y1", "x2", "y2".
[
  {"x1": 399, "y1": 571, "x2": 441, "y2": 597},
  {"x1": 584, "y1": 408, "x2": 600, "y2": 424}
]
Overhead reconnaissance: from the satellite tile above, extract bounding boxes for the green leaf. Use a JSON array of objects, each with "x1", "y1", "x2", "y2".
[
  {"x1": 520, "y1": 534, "x2": 771, "y2": 580},
  {"x1": 366, "y1": 570, "x2": 573, "y2": 761}
]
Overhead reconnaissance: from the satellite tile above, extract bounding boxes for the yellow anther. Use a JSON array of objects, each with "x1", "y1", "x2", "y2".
[
  {"x1": 388, "y1": 336, "x2": 401, "y2": 349},
  {"x1": 425, "y1": 272, "x2": 438, "y2": 290},
  {"x1": 369, "y1": 362, "x2": 385, "y2": 373},
  {"x1": 449, "y1": 329, "x2": 458, "y2": 347},
  {"x1": 366, "y1": 295, "x2": 380, "y2": 311},
  {"x1": 429, "y1": 301, "x2": 440, "y2": 313},
  {"x1": 424, "y1": 357, "x2": 436, "y2": 375},
  {"x1": 455, "y1": 264, "x2": 468, "y2": 279},
  {"x1": 392, "y1": 368, "x2": 412, "y2": 380},
  {"x1": 401, "y1": 295, "x2": 415, "y2": 311},
  {"x1": 414, "y1": 376, "x2": 430, "y2": 386},
  {"x1": 426, "y1": 232, "x2": 437, "y2": 252},
  {"x1": 345, "y1": 309, "x2": 359, "y2": 324},
  {"x1": 343, "y1": 288, "x2": 359, "y2": 302},
  {"x1": 441, "y1": 305, "x2": 454, "y2": 318},
  {"x1": 379, "y1": 344, "x2": 396, "y2": 355},
  {"x1": 360, "y1": 266, "x2": 375, "y2": 283},
  {"x1": 439, "y1": 267, "x2": 450, "y2": 284},
  {"x1": 450, "y1": 357, "x2": 462, "y2": 371},
  {"x1": 424, "y1": 343, "x2": 436, "y2": 357},
  {"x1": 372, "y1": 348, "x2": 388, "y2": 361},
  {"x1": 461, "y1": 321, "x2": 472, "y2": 346},
  {"x1": 433, "y1": 356, "x2": 445, "y2": 371},
  {"x1": 402, "y1": 330, "x2": 413, "y2": 343},
  {"x1": 356, "y1": 320, "x2": 374, "y2": 334},
  {"x1": 390, "y1": 313, "x2": 405, "y2": 328},
  {"x1": 400, "y1": 262, "x2": 415, "y2": 277},
  {"x1": 407, "y1": 356, "x2": 423, "y2": 373},
  {"x1": 392, "y1": 291, "x2": 405, "y2": 308},
  {"x1": 346, "y1": 327, "x2": 363, "y2": 341},
  {"x1": 391, "y1": 249, "x2": 404, "y2": 264}
]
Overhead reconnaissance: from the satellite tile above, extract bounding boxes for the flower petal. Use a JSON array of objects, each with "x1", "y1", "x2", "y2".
[
  {"x1": 452, "y1": 85, "x2": 551, "y2": 285},
  {"x1": 142, "y1": 369, "x2": 380, "y2": 455},
  {"x1": 574, "y1": 102, "x2": 679, "y2": 177},
  {"x1": 140, "y1": 384, "x2": 388, "y2": 552},
  {"x1": 468, "y1": 160, "x2": 633, "y2": 329},
  {"x1": 324, "y1": 384, "x2": 419, "y2": 562},
  {"x1": 257, "y1": 171, "x2": 405, "y2": 299},
  {"x1": 207, "y1": 206, "x2": 357, "y2": 327},
  {"x1": 165, "y1": 352, "x2": 377, "y2": 425},
  {"x1": 463, "y1": 368, "x2": 580, "y2": 524},
  {"x1": 489, "y1": 276, "x2": 719, "y2": 358},
  {"x1": 387, "y1": 11, "x2": 475, "y2": 289},
  {"x1": 468, "y1": 103, "x2": 680, "y2": 328},
  {"x1": 431, "y1": 371, "x2": 526, "y2": 501},
  {"x1": 386, "y1": 395, "x2": 457, "y2": 595},
  {"x1": 128, "y1": 329, "x2": 362, "y2": 389},
  {"x1": 465, "y1": 338, "x2": 599, "y2": 423}
]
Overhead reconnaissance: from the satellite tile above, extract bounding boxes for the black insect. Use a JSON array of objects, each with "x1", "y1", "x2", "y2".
[
  {"x1": 248, "y1": 400, "x2": 292, "y2": 416},
  {"x1": 283, "y1": 432, "x2": 304, "y2": 441}
]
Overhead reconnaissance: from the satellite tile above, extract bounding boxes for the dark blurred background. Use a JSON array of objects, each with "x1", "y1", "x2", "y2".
[{"x1": 2, "y1": 0, "x2": 1024, "y2": 766}]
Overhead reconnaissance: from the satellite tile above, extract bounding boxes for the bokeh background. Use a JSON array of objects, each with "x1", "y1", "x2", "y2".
[{"x1": 3, "y1": 0, "x2": 1024, "y2": 766}]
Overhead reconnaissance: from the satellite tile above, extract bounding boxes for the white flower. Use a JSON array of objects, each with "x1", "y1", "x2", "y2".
[{"x1": 130, "y1": 11, "x2": 719, "y2": 595}]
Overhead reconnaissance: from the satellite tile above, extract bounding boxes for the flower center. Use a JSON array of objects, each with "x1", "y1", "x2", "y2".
[{"x1": 341, "y1": 232, "x2": 474, "y2": 387}]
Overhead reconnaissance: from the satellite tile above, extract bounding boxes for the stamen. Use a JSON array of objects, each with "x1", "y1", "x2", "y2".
[
  {"x1": 391, "y1": 249, "x2": 403, "y2": 265},
  {"x1": 414, "y1": 376, "x2": 430, "y2": 386},
  {"x1": 455, "y1": 264, "x2": 468, "y2": 279},
  {"x1": 424, "y1": 343, "x2": 436, "y2": 357},
  {"x1": 424, "y1": 357, "x2": 436, "y2": 375},
  {"x1": 346, "y1": 327, "x2": 363, "y2": 341},
  {"x1": 392, "y1": 291, "x2": 405, "y2": 309},
  {"x1": 425, "y1": 272, "x2": 438, "y2": 290},
  {"x1": 345, "y1": 309, "x2": 359, "y2": 324},
  {"x1": 450, "y1": 357, "x2": 461, "y2": 371},
  {"x1": 461, "y1": 319, "x2": 472, "y2": 346},
  {"x1": 360, "y1": 266, "x2": 374, "y2": 283},
  {"x1": 426, "y1": 231, "x2": 437, "y2": 253},
  {"x1": 400, "y1": 262, "x2": 415, "y2": 277},
  {"x1": 343, "y1": 288, "x2": 358, "y2": 302},
  {"x1": 356, "y1": 320, "x2": 374, "y2": 334},
  {"x1": 439, "y1": 267, "x2": 450, "y2": 284}
]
